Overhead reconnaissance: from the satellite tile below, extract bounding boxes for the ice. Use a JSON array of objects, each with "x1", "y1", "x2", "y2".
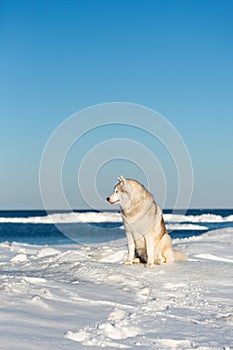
[
  {"x1": 10, "y1": 253, "x2": 27, "y2": 263},
  {"x1": 36, "y1": 247, "x2": 60, "y2": 258},
  {"x1": 0, "y1": 228, "x2": 233, "y2": 349},
  {"x1": 65, "y1": 330, "x2": 91, "y2": 342},
  {"x1": 108, "y1": 309, "x2": 128, "y2": 322}
]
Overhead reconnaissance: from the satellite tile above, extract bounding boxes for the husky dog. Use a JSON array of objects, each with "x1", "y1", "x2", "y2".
[{"x1": 106, "y1": 176, "x2": 187, "y2": 268}]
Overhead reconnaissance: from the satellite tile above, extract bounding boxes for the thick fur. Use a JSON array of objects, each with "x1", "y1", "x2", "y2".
[{"x1": 107, "y1": 176, "x2": 187, "y2": 268}]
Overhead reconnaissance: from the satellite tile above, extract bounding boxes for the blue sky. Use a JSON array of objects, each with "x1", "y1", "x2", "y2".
[{"x1": 1, "y1": 0, "x2": 233, "y2": 209}]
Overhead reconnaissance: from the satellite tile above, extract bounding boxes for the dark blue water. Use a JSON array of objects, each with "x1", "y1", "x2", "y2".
[{"x1": 0, "y1": 210, "x2": 232, "y2": 245}]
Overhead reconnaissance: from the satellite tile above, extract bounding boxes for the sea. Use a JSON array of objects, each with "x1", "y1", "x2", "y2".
[{"x1": 0, "y1": 209, "x2": 233, "y2": 246}]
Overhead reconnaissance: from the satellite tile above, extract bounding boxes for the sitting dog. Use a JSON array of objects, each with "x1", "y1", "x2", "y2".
[{"x1": 107, "y1": 176, "x2": 187, "y2": 268}]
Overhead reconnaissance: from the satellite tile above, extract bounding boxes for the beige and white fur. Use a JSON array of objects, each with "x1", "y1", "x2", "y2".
[{"x1": 106, "y1": 176, "x2": 187, "y2": 268}]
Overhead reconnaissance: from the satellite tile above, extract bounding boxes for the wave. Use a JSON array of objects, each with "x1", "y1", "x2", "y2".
[
  {"x1": 164, "y1": 213, "x2": 233, "y2": 223},
  {"x1": 0, "y1": 212, "x2": 232, "y2": 225},
  {"x1": 0, "y1": 212, "x2": 122, "y2": 224},
  {"x1": 166, "y1": 224, "x2": 208, "y2": 231}
]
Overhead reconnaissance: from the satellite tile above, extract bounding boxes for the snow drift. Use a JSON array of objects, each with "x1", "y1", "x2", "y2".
[{"x1": 0, "y1": 227, "x2": 233, "y2": 349}]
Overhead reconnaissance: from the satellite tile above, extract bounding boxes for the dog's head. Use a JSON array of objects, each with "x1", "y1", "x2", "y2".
[{"x1": 106, "y1": 176, "x2": 132, "y2": 208}]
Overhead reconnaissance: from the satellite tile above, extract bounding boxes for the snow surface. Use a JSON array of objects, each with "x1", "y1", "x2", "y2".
[{"x1": 0, "y1": 228, "x2": 233, "y2": 349}]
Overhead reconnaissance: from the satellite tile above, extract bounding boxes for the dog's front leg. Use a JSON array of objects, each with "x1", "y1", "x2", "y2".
[
  {"x1": 124, "y1": 232, "x2": 135, "y2": 265},
  {"x1": 145, "y1": 234, "x2": 155, "y2": 268}
]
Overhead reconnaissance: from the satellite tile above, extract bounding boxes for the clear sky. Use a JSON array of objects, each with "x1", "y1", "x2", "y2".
[{"x1": 1, "y1": 0, "x2": 233, "y2": 209}]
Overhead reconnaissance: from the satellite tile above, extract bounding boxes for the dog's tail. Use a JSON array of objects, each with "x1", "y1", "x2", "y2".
[{"x1": 174, "y1": 250, "x2": 188, "y2": 262}]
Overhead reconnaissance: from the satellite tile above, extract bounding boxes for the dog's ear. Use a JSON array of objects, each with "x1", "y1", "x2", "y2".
[{"x1": 118, "y1": 175, "x2": 126, "y2": 185}]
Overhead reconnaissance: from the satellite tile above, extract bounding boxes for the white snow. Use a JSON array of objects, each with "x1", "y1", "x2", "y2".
[{"x1": 0, "y1": 227, "x2": 233, "y2": 349}]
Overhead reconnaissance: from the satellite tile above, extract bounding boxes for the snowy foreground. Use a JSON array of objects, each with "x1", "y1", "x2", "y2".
[{"x1": 0, "y1": 228, "x2": 233, "y2": 350}]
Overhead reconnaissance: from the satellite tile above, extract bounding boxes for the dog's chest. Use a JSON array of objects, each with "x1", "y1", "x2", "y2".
[
  {"x1": 122, "y1": 215, "x2": 154, "y2": 235},
  {"x1": 123, "y1": 221, "x2": 146, "y2": 247}
]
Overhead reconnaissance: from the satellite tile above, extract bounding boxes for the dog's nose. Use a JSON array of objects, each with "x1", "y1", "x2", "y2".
[{"x1": 106, "y1": 197, "x2": 110, "y2": 202}]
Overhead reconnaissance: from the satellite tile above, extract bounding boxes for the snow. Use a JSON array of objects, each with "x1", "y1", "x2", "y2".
[{"x1": 0, "y1": 228, "x2": 233, "y2": 349}]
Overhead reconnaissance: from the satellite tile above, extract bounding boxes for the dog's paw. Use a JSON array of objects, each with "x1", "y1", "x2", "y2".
[
  {"x1": 124, "y1": 258, "x2": 140, "y2": 265},
  {"x1": 124, "y1": 260, "x2": 133, "y2": 265},
  {"x1": 155, "y1": 257, "x2": 166, "y2": 265},
  {"x1": 146, "y1": 262, "x2": 154, "y2": 269}
]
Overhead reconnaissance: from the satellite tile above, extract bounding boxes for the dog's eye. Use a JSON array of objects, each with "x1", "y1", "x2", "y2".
[{"x1": 115, "y1": 190, "x2": 118, "y2": 193}]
